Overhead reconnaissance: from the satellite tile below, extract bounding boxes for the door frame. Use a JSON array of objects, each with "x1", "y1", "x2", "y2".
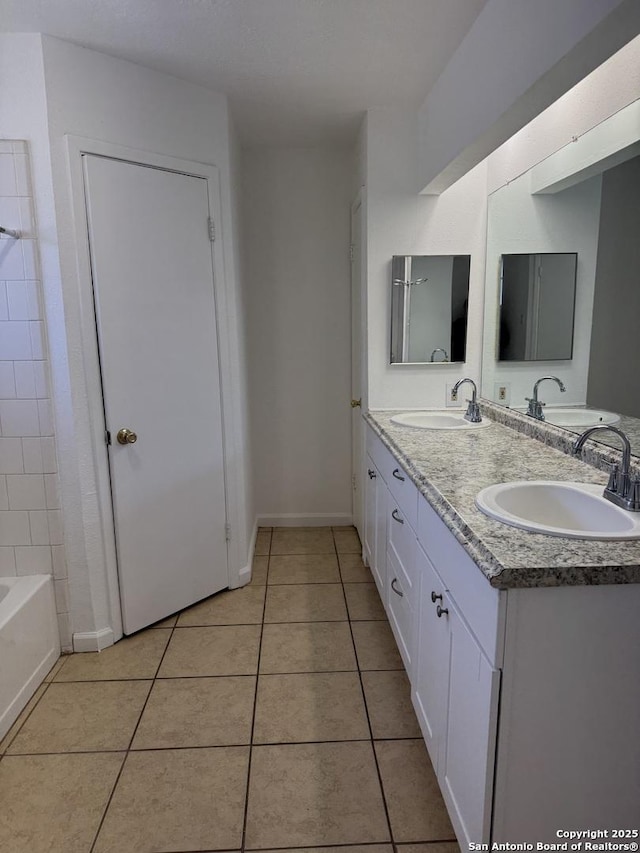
[
  {"x1": 350, "y1": 187, "x2": 367, "y2": 541},
  {"x1": 63, "y1": 136, "x2": 242, "y2": 649}
]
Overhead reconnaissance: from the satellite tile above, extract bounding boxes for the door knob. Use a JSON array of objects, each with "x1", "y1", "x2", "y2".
[{"x1": 116, "y1": 428, "x2": 138, "y2": 445}]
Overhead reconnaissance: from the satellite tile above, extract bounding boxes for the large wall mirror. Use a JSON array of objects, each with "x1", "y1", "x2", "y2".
[
  {"x1": 390, "y1": 254, "x2": 470, "y2": 364},
  {"x1": 481, "y1": 98, "x2": 640, "y2": 456}
]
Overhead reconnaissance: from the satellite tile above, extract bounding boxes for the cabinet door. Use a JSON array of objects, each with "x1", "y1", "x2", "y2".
[
  {"x1": 412, "y1": 545, "x2": 449, "y2": 774},
  {"x1": 441, "y1": 595, "x2": 500, "y2": 847},
  {"x1": 363, "y1": 455, "x2": 378, "y2": 567}
]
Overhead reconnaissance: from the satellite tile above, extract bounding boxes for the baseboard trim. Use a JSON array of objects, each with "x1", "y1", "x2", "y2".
[
  {"x1": 256, "y1": 513, "x2": 353, "y2": 528},
  {"x1": 72, "y1": 627, "x2": 115, "y2": 653}
]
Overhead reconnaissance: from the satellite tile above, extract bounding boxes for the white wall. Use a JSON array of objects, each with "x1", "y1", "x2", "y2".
[
  {"x1": 365, "y1": 108, "x2": 487, "y2": 411},
  {"x1": 242, "y1": 147, "x2": 353, "y2": 523},
  {"x1": 417, "y1": 0, "x2": 640, "y2": 193},
  {"x1": 21, "y1": 34, "x2": 249, "y2": 643}
]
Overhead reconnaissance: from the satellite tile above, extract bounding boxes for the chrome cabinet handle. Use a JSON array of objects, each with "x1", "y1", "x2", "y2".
[
  {"x1": 431, "y1": 591, "x2": 442, "y2": 604},
  {"x1": 391, "y1": 508, "x2": 404, "y2": 524},
  {"x1": 436, "y1": 605, "x2": 449, "y2": 618},
  {"x1": 368, "y1": 469, "x2": 376, "y2": 479},
  {"x1": 391, "y1": 577, "x2": 404, "y2": 597},
  {"x1": 392, "y1": 468, "x2": 405, "y2": 482}
]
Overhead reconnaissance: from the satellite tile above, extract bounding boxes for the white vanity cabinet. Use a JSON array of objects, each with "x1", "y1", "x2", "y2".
[{"x1": 364, "y1": 422, "x2": 640, "y2": 843}]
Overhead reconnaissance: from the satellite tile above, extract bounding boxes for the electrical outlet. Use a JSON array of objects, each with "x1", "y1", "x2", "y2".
[
  {"x1": 495, "y1": 382, "x2": 510, "y2": 405},
  {"x1": 445, "y1": 384, "x2": 460, "y2": 408}
]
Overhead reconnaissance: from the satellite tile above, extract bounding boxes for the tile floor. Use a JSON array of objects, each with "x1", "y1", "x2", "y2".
[{"x1": 0, "y1": 526, "x2": 458, "y2": 853}]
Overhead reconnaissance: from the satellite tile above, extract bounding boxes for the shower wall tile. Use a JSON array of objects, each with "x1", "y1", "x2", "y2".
[{"x1": 0, "y1": 141, "x2": 70, "y2": 649}]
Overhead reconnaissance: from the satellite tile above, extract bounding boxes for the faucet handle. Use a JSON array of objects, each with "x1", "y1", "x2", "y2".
[
  {"x1": 606, "y1": 464, "x2": 619, "y2": 493},
  {"x1": 630, "y1": 477, "x2": 640, "y2": 510}
]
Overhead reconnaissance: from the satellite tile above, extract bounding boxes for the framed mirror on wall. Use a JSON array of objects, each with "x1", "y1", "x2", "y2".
[
  {"x1": 390, "y1": 254, "x2": 470, "y2": 365},
  {"x1": 481, "y1": 97, "x2": 640, "y2": 456}
]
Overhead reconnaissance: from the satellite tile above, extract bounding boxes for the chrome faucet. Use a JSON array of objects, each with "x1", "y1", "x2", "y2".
[
  {"x1": 452, "y1": 378, "x2": 482, "y2": 423},
  {"x1": 525, "y1": 376, "x2": 566, "y2": 420},
  {"x1": 573, "y1": 425, "x2": 640, "y2": 512},
  {"x1": 430, "y1": 348, "x2": 449, "y2": 363}
]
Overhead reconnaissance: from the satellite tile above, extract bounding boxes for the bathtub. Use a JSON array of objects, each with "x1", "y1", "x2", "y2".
[{"x1": 0, "y1": 575, "x2": 60, "y2": 740}]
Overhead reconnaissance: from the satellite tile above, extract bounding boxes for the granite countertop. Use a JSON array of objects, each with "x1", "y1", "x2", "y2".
[{"x1": 366, "y1": 409, "x2": 640, "y2": 589}]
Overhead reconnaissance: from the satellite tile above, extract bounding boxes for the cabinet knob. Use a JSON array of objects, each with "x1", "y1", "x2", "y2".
[
  {"x1": 391, "y1": 508, "x2": 404, "y2": 524},
  {"x1": 392, "y1": 468, "x2": 405, "y2": 482},
  {"x1": 391, "y1": 577, "x2": 404, "y2": 597},
  {"x1": 436, "y1": 604, "x2": 449, "y2": 618},
  {"x1": 431, "y1": 591, "x2": 442, "y2": 604},
  {"x1": 368, "y1": 468, "x2": 376, "y2": 479}
]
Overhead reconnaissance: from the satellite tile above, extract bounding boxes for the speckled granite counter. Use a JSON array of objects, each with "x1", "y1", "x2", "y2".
[{"x1": 366, "y1": 409, "x2": 640, "y2": 589}]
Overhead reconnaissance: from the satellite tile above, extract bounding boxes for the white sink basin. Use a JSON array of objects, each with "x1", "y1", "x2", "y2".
[
  {"x1": 476, "y1": 481, "x2": 640, "y2": 540},
  {"x1": 514, "y1": 406, "x2": 620, "y2": 428},
  {"x1": 391, "y1": 411, "x2": 492, "y2": 430}
]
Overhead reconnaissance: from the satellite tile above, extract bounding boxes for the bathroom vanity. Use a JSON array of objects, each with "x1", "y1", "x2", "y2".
[{"x1": 364, "y1": 412, "x2": 640, "y2": 846}]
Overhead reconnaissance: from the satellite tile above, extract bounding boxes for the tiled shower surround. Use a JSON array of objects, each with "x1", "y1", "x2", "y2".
[{"x1": 0, "y1": 140, "x2": 71, "y2": 650}]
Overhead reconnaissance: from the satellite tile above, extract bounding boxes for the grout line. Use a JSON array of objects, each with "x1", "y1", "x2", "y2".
[
  {"x1": 332, "y1": 528, "x2": 396, "y2": 849},
  {"x1": 88, "y1": 619, "x2": 179, "y2": 852},
  {"x1": 240, "y1": 549, "x2": 270, "y2": 853},
  {"x1": 0, "y1": 681, "x2": 51, "y2": 761}
]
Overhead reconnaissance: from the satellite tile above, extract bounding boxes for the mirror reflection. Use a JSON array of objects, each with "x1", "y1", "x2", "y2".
[
  {"x1": 390, "y1": 255, "x2": 470, "y2": 364},
  {"x1": 499, "y1": 253, "x2": 577, "y2": 361},
  {"x1": 482, "y1": 100, "x2": 640, "y2": 456}
]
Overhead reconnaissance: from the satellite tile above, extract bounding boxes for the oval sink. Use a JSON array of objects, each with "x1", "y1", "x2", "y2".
[
  {"x1": 476, "y1": 481, "x2": 640, "y2": 540},
  {"x1": 514, "y1": 406, "x2": 620, "y2": 428},
  {"x1": 391, "y1": 411, "x2": 492, "y2": 430}
]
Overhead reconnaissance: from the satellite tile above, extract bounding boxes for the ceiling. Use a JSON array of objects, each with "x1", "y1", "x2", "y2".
[{"x1": 0, "y1": 0, "x2": 488, "y2": 146}]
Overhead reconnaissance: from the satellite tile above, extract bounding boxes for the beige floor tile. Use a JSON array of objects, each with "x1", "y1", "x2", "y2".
[
  {"x1": 0, "y1": 752, "x2": 124, "y2": 853},
  {"x1": 93, "y1": 747, "x2": 249, "y2": 853},
  {"x1": 398, "y1": 845, "x2": 460, "y2": 853},
  {"x1": 0, "y1": 684, "x2": 48, "y2": 756},
  {"x1": 257, "y1": 848, "x2": 393, "y2": 853},
  {"x1": 153, "y1": 614, "x2": 177, "y2": 628},
  {"x1": 344, "y1": 582, "x2": 386, "y2": 620},
  {"x1": 178, "y1": 585, "x2": 266, "y2": 626},
  {"x1": 264, "y1": 583, "x2": 347, "y2": 622},
  {"x1": 268, "y1": 553, "x2": 340, "y2": 584},
  {"x1": 245, "y1": 741, "x2": 390, "y2": 848},
  {"x1": 339, "y1": 552, "x2": 372, "y2": 582},
  {"x1": 375, "y1": 739, "x2": 455, "y2": 842},
  {"x1": 333, "y1": 526, "x2": 362, "y2": 554},
  {"x1": 44, "y1": 656, "x2": 66, "y2": 681},
  {"x1": 260, "y1": 621, "x2": 357, "y2": 673},
  {"x1": 362, "y1": 670, "x2": 422, "y2": 739},
  {"x1": 351, "y1": 621, "x2": 404, "y2": 670},
  {"x1": 8, "y1": 681, "x2": 151, "y2": 754},
  {"x1": 251, "y1": 555, "x2": 269, "y2": 584},
  {"x1": 254, "y1": 529, "x2": 272, "y2": 555},
  {"x1": 270, "y1": 526, "x2": 334, "y2": 554},
  {"x1": 132, "y1": 676, "x2": 255, "y2": 748},
  {"x1": 54, "y1": 629, "x2": 170, "y2": 681},
  {"x1": 253, "y1": 672, "x2": 369, "y2": 743},
  {"x1": 158, "y1": 625, "x2": 261, "y2": 677}
]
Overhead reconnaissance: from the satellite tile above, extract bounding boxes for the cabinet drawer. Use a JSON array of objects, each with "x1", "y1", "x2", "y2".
[
  {"x1": 417, "y1": 496, "x2": 503, "y2": 666},
  {"x1": 366, "y1": 426, "x2": 418, "y2": 528},
  {"x1": 388, "y1": 500, "x2": 417, "y2": 593},
  {"x1": 386, "y1": 546, "x2": 415, "y2": 676}
]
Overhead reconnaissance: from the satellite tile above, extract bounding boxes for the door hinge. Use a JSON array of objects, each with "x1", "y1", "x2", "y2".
[
  {"x1": 208, "y1": 217, "x2": 216, "y2": 242},
  {"x1": 225, "y1": 522, "x2": 231, "y2": 542},
  {"x1": 349, "y1": 243, "x2": 355, "y2": 262},
  {"x1": 105, "y1": 430, "x2": 112, "y2": 446},
  {"x1": 352, "y1": 474, "x2": 357, "y2": 492}
]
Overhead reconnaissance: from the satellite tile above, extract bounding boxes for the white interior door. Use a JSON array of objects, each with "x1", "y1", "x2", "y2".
[
  {"x1": 82, "y1": 154, "x2": 228, "y2": 635},
  {"x1": 350, "y1": 197, "x2": 364, "y2": 539}
]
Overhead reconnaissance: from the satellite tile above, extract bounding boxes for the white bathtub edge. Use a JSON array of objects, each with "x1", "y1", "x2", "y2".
[
  {"x1": 73, "y1": 627, "x2": 115, "y2": 652},
  {"x1": 0, "y1": 646, "x2": 59, "y2": 741}
]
